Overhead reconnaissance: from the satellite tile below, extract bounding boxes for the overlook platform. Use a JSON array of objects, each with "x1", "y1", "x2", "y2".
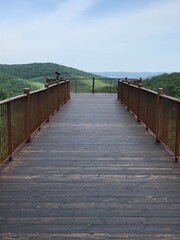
[{"x1": 0, "y1": 93, "x2": 180, "y2": 239}]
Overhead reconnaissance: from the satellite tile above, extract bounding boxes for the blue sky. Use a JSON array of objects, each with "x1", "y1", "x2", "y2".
[{"x1": 0, "y1": 0, "x2": 180, "y2": 72}]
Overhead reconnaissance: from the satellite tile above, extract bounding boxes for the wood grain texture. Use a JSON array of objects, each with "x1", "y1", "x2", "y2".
[{"x1": 0, "y1": 93, "x2": 180, "y2": 239}]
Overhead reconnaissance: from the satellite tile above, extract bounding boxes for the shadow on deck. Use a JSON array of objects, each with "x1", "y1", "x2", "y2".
[{"x1": 0, "y1": 93, "x2": 180, "y2": 239}]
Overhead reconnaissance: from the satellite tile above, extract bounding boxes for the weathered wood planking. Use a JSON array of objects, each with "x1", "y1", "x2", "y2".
[{"x1": 0, "y1": 93, "x2": 180, "y2": 239}]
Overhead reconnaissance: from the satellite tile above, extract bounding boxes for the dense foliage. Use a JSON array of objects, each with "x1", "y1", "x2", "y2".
[
  {"x1": 143, "y1": 73, "x2": 180, "y2": 98},
  {"x1": 0, "y1": 62, "x2": 95, "y2": 80},
  {"x1": 0, "y1": 86, "x2": 10, "y2": 100},
  {"x1": 1, "y1": 62, "x2": 179, "y2": 101},
  {"x1": 0, "y1": 63, "x2": 98, "y2": 100},
  {"x1": 0, "y1": 72, "x2": 43, "y2": 100}
]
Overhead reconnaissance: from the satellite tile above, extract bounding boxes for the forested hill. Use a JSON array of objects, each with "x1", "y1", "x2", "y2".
[
  {"x1": 0, "y1": 63, "x2": 179, "y2": 100},
  {"x1": 142, "y1": 73, "x2": 180, "y2": 98},
  {"x1": 0, "y1": 62, "x2": 95, "y2": 79},
  {"x1": 0, "y1": 71, "x2": 43, "y2": 100},
  {"x1": 0, "y1": 62, "x2": 96, "y2": 100}
]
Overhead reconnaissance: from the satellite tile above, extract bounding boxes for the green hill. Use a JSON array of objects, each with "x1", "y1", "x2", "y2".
[
  {"x1": 0, "y1": 62, "x2": 98, "y2": 100},
  {"x1": 0, "y1": 71, "x2": 43, "y2": 100},
  {"x1": 1, "y1": 63, "x2": 179, "y2": 101},
  {"x1": 143, "y1": 73, "x2": 180, "y2": 98},
  {"x1": 0, "y1": 86, "x2": 10, "y2": 100},
  {"x1": 0, "y1": 62, "x2": 95, "y2": 81}
]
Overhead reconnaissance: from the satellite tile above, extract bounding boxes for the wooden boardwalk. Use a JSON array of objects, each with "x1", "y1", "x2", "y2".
[{"x1": 0, "y1": 93, "x2": 180, "y2": 239}]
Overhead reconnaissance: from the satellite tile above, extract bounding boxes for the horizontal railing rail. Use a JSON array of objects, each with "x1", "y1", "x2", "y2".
[
  {"x1": 118, "y1": 80, "x2": 180, "y2": 161},
  {"x1": 45, "y1": 77, "x2": 68, "y2": 86},
  {"x1": 68, "y1": 77, "x2": 118, "y2": 93},
  {"x1": 0, "y1": 80, "x2": 70, "y2": 164}
]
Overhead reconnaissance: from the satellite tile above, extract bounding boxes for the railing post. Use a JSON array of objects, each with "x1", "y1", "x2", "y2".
[
  {"x1": 127, "y1": 80, "x2": 130, "y2": 111},
  {"x1": 45, "y1": 83, "x2": 50, "y2": 122},
  {"x1": 156, "y1": 88, "x2": 164, "y2": 143},
  {"x1": 24, "y1": 88, "x2": 31, "y2": 142},
  {"x1": 75, "y1": 79, "x2": 78, "y2": 93},
  {"x1": 64, "y1": 80, "x2": 67, "y2": 103},
  {"x1": 38, "y1": 91, "x2": 43, "y2": 129},
  {"x1": 7, "y1": 101, "x2": 12, "y2": 161},
  {"x1": 120, "y1": 80, "x2": 124, "y2": 104},
  {"x1": 92, "y1": 77, "x2": 95, "y2": 94},
  {"x1": 118, "y1": 80, "x2": 123, "y2": 104},
  {"x1": 175, "y1": 101, "x2": 180, "y2": 161},
  {"x1": 67, "y1": 80, "x2": 70, "y2": 100},
  {"x1": 57, "y1": 82, "x2": 60, "y2": 111},
  {"x1": 137, "y1": 83, "x2": 142, "y2": 122},
  {"x1": 117, "y1": 80, "x2": 120, "y2": 100},
  {"x1": 110, "y1": 79, "x2": 112, "y2": 93}
]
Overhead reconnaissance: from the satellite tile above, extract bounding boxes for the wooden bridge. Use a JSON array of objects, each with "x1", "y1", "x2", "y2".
[{"x1": 0, "y1": 80, "x2": 180, "y2": 239}]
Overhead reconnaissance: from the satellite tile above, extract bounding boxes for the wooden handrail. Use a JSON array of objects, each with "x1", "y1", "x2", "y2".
[
  {"x1": 118, "y1": 80, "x2": 180, "y2": 161},
  {"x1": 0, "y1": 80, "x2": 70, "y2": 164}
]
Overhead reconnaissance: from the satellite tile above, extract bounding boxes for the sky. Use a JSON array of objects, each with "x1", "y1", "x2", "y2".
[{"x1": 0, "y1": 0, "x2": 180, "y2": 72}]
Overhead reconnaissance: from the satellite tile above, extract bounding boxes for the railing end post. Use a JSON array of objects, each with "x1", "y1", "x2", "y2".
[
  {"x1": 157, "y1": 88, "x2": 164, "y2": 96},
  {"x1": 26, "y1": 138, "x2": 31, "y2": 143},
  {"x1": 24, "y1": 88, "x2": 30, "y2": 95},
  {"x1": 24, "y1": 88, "x2": 31, "y2": 143},
  {"x1": 155, "y1": 138, "x2": 160, "y2": 143},
  {"x1": 92, "y1": 77, "x2": 95, "y2": 94},
  {"x1": 155, "y1": 88, "x2": 164, "y2": 143}
]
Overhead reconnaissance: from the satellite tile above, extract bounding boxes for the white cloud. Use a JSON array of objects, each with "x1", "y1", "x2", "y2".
[{"x1": 0, "y1": 0, "x2": 180, "y2": 71}]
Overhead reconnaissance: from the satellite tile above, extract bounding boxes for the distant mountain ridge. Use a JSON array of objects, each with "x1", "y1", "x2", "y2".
[{"x1": 93, "y1": 72, "x2": 165, "y2": 79}]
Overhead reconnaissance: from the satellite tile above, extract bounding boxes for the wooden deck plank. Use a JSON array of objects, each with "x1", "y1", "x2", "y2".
[{"x1": 0, "y1": 93, "x2": 180, "y2": 239}]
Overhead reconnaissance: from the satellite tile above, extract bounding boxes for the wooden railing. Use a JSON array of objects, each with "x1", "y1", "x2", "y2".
[
  {"x1": 68, "y1": 77, "x2": 118, "y2": 93},
  {"x1": 0, "y1": 80, "x2": 70, "y2": 164},
  {"x1": 1, "y1": 76, "x2": 179, "y2": 164},
  {"x1": 118, "y1": 79, "x2": 180, "y2": 161}
]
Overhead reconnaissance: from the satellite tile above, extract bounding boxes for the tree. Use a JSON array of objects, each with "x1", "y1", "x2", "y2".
[
  {"x1": 143, "y1": 73, "x2": 180, "y2": 98},
  {"x1": 0, "y1": 87, "x2": 10, "y2": 101}
]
